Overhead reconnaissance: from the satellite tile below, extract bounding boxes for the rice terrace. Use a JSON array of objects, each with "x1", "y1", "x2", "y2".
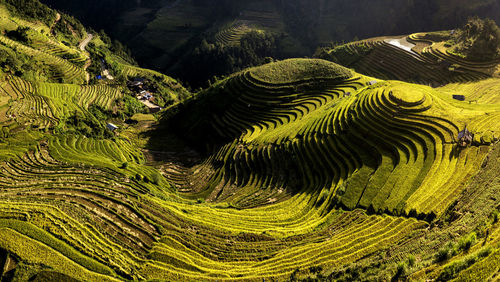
[{"x1": 0, "y1": 0, "x2": 499, "y2": 281}]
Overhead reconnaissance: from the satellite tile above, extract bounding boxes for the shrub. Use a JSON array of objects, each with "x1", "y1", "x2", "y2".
[
  {"x1": 458, "y1": 232, "x2": 476, "y2": 251},
  {"x1": 451, "y1": 17, "x2": 500, "y2": 61},
  {"x1": 63, "y1": 111, "x2": 112, "y2": 139},
  {"x1": 438, "y1": 246, "x2": 494, "y2": 281},
  {"x1": 152, "y1": 172, "x2": 161, "y2": 185},
  {"x1": 120, "y1": 162, "x2": 128, "y2": 169},
  {"x1": 407, "y1": 255, "x2": 416, "y2": 267},
  {"x1": 477, "y1": 247, "x2": 493, "y2": 258},
  {"x1": 336, "y1": 184, "x2": 346, "y2": 196},
  {"x1": 435, "y1": 242, "x2": 456, "y2": 262},
  {"x1": 88, "y1": 104, "x2": 112, "y2": 121},
  {"x1": 393, "y1": 261, "x2": 407, "y2": 279},
  {"x1": 3, "y1": 0, "x2": 57, "y2": 25},
  {"x1": 6, "y1": 27, "x2": 31, "y2": 44},
  {"x1": 438, "y1": 260, "x2": 465, "y2": 281},
  {"x1": 474, "y1": 220, "x2": 489, "y2": 238},
  {"x1": 121, "y1": 95, "x2": 147, "y2": 117},
  {"x1": 1, "y1": 127, "x2": 10, "y2": 138},
  {"x1": 135, "y1": 173, "x2": 142, "y2": 181},
  {"x1": 437, "y1": 247, "x2": 494, "y2": 282},
  {"x1": 491, "y1": 210, "x2": 499, "y2": 223}
]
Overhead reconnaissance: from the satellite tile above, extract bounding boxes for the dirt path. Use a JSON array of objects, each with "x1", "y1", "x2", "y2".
[
  {"x1": 79, "y1": 33, "x2": 93, "y2": 83},
  {"x1": 50, "y1": 13, "x2": 61, "y2": 34},
  {"x1": 79, "y1": 33, "x2": 93, "y2": 51}
]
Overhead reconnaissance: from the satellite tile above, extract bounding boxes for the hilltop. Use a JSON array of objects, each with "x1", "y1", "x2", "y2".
[{"x1": 0, "y1": 1, "x2": 499, "y2": 281}]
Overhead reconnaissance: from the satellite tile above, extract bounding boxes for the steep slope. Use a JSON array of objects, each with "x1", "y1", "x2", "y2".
[
  {"x1": 0, "y1": 1, "x2": 499, "y2": 281},
  {"x1": 163, "y1": 59, "x2": 499, "y2": 218},
  {"x1": 317, "y1": 21, "x2": 500, "y2": 87},
  {"x1": 155, "y1": 57, "x2": 499, "y2": 280},
  {"x1": 40, "y1": 0, "x2": 500, "y2": 77}
]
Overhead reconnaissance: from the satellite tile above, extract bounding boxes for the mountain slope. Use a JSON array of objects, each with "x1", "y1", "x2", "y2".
[
  {"x1": 0, "y1": 1, "x2": 499, "y2": 281},
  {"x1": 40, "y1": 0, "x2": 500, "y2": 85}
]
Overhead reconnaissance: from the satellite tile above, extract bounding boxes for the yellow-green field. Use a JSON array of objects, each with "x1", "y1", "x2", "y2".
[{"x1": 0, "y1": 2, "x2": 499, "y2": 281}]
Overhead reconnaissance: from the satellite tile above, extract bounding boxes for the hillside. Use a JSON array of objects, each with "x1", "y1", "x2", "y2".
[
  {"x1": 0, "y1": 1, "x2": 499, "y2": 281},
  {"x1": 316, "y1": 18, "x2": 500, "y2": 87},
  {"x1": 40, "y1": 0, "x2": 500, "y2": 87}
]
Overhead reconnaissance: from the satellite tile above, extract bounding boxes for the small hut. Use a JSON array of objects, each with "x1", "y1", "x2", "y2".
[
  {"x1": 106, "y1": 123, "x2": 118, "y2": 132},
  {"x1": 457, "y1": 127, "x2": 473, "y2": 147}
]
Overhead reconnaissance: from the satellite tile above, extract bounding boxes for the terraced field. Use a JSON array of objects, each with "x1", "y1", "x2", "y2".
[
  {"x1": 319, "y1": 33, "x2": 497, "y2": 87},
  {"x1": 166, "y1": 59, "x2": 498, "y2": 217},
  {"x1": 2, "y1": 49, "x2": 499, "y2": 280},
  {"x1": 215, "y1": 22, "x2": 256, "y2": 46},
  {"x1": 0, "y1": 142, "x2": 428, "y2": 280},
  {"x1": 0, "y1": 35, "x2": 87, "y2": 84},
  {"x1": 30, "y1": 31, "x2": 88, "y2": 67},
  {"x1": 0, "y1": 2, "x2": 500, "y2": 280},
  {"x1": 0, "y1": 75, "x2": 123, "y2": 129}
]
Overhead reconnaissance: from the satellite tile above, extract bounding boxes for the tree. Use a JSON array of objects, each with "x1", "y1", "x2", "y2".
[
  {"x1": 453, "y1": 17, "x2": 500, "y2": 61},
  {"x1": 6, "y1": 27, "x2": 31, "y2": 44}
]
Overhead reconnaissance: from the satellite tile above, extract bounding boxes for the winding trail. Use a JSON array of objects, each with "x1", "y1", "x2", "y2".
[
  {"x1": 79, "y1": 33, "x2": 93, "y2": 51},
  {"x1": 49, "y1": 13, "x2": 61, "y2": 34},
  {"x1": 79, "y1": 33, "x2": 93, "y2": 83}
]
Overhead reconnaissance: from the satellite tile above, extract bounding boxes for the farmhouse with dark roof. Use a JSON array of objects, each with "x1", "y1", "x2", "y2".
[{"x1": 458, "y1": 127, "x2": 473, "y2": 147}]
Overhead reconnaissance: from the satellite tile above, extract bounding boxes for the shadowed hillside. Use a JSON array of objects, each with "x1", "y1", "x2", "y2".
[{"x1": 41, "y1": 0, "x2": 500, "y2": 87}]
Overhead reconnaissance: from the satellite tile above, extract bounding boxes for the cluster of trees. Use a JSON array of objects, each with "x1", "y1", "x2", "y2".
[
  {"x1": 170, "y1": 31, "x2": 296, "y2": 88},
  {"x1": 0, "y1": 47, "x2": 29, "y2": 76},
  {"x1": 6, "y1": 27, "x2": 31, "y2": 44},
  {"x1": 117, "y1": 95, "x2": 147, "y2": 118},
  {"x1": 97, "y1": 30, "x2": 135, "y2": 65},
  {"x1": 53, "y1": 13, "x2": 86, "y2": 45},
  {"x1": 61, "y1": 99, "x2": 147, "y2": 138},
  {"x1": 3, "y1": 0, "x2": 56, "y2": 26},
  {"x1": 452, "y1": 17, "x2": 500, "y2": 61},
  {"x1": 0, "y1": 45, "x2": 53, "y2": 81},
  {"x1": 63, "y1": 107, "x2": 113, "y2": 138}
]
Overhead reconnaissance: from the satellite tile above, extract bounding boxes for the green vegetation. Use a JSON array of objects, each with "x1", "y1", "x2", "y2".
[
  {"x1": 0, "y1": 1, "x2": 499, "y2": 281},
  {"x1": 40, "y1": 0, "x2": 500, "y2": 88},
  {"x1": 249, "y1": 58, "x2": 352, "y2": 83},
  {"x1": 450, "y1": 17, "x2": 500, "y2": 61},
  {"x1": 61, "y1": 110, "x2": 113, "y2": 138},
  {"x1": 437, "y1": 246, "x2": 493, "y2": 281},
  {"x1": 170, "y1": 30, "x2": 303, "y2": 88},
  {"x1": 317, "y1": 31, "x2": 496, "y2": 86},
  {"x1": 2, "y1": 0, "x2": 56, "y2": 25}
]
